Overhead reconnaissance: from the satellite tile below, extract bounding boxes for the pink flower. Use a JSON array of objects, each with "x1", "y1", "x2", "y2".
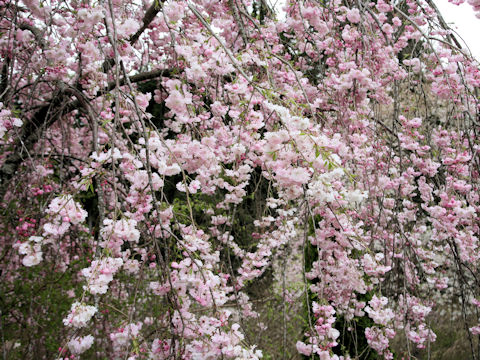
[
  {"x1": 165, "y1": 90, "x2": 192, "y2": 116},
  {"x1": 346, "y1": 8, "x2": 361, "y2": 23}
]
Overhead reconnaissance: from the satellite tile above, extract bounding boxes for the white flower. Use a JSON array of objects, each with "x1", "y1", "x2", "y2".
[
  {"x1": 81, "y1": 257, "x2": 123, "y2": 295},
  {"x1": 18, "y1": 242, "x2": 31, "y2": 255},
  {"x1": 22, "y1": 252, "x2": 43, "y2": 267},
  {"x1": 68, "y1": 335, "x2": 94, "y2": 355},
  {"x1": 29, "y1": 236, "x2": 43, "y2": 243},
  {"x1": 63, "y1": 302, "x2": 97, "y2": 328},
  {"x1": 18, "y1": 236, "x2": 44, "y2": 267}
]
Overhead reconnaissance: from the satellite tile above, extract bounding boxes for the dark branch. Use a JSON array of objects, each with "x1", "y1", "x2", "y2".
[
  {"x1": 103, "y1": 1, "x2": 166, "y2": 73},
  {"x1": 104, "y1": 68, "x2": 173, "y2": 93},
  {"x1": 0, "y1": 67, "x2": 174, "y2": 201},
  {"x1": 129, "y1": 1, "x2": 166, "y2": 45},
  {"x1": 0, "y1": 92, "x2": 69, "y2": 200},
  {"x1": 18, "y1": 23, "x2": 47, "y2": 49}
]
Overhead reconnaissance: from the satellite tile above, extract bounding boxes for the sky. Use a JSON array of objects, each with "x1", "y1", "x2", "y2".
[{"x1": 434, "y1": 1, "x2": 480, "y2": 60}]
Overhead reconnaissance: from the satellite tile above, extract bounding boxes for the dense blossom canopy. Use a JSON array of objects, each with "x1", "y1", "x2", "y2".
[{"x1": 2, "y1": 0, "x2": 480, "y2": 359}]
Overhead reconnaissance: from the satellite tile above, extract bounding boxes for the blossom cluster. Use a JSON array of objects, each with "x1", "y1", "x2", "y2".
[{"x1": 3, "y1": 0, "x2": 480, "y2": 358}]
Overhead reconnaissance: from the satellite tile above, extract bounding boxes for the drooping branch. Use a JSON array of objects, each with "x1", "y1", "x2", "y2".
[
  {"x1": 0, "y1": 91, "x2": 69, "y2": 201},
  {"x1": 103, "y1": 1, "x2": 166, "y2": 73},
  {"x1": 0, "y1": 68, "x2": 174, "y2": 201},
  {"x1": 228, "y1": 0, "x2": 248, "y2": 46},
  {"x1": 423, "y1": 0, "x2": 463, "y2": 50}
]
